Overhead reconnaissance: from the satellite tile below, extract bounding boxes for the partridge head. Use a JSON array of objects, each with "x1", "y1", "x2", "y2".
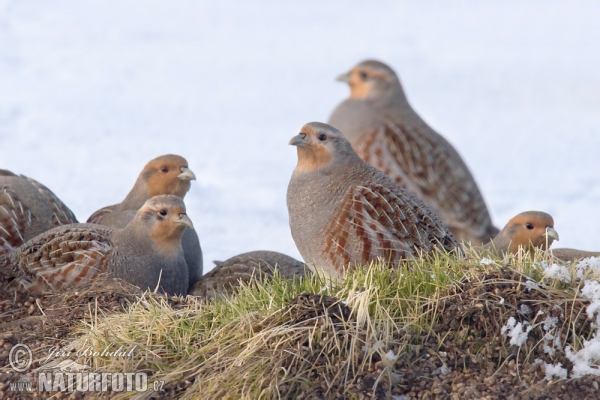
[
  {"x1": 336, "y1": 59, "x2": 405, "y2": 101},
  {"x1": 486, "y1": 211, "x2": 559, "y2": 255},
  {"x1": 287, "y1": 122, "x2": 460, "y2": 279}
]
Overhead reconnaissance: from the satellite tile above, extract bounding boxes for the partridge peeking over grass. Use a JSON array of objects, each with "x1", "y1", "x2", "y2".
[
  {"x1": 485, "y1": 211, "x2": 559, "y2": 255},
  {"x1": 1, "y1": 169, "x2": 77, "y2": 256},
  {"x1": 2, "y1": 195, "x2": 192, "y2": 296},
  {"x1": 190, "y1": 251, "x2": 307, "y2": 300},
  {"x1": 87, "y1": 154, "x2": 202, "y2": 290},
  {"x1": 287, "y1": 122, "x2": 460, "y2": 279},
  {"x1": 486, "y1": 211, "x2": 600, "y2": 262},
  {"x1": 328, "y1": 60, "x2": 497, "y2": 245}
]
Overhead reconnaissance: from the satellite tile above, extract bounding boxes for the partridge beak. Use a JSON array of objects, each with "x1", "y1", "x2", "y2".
[
  {"x1": 545, "y1": 227, "x2": 559, "y2": 242},
  {"x1": 178, "y1": 167, "x2": 197, "y2": 181},
  {"x1": 336, "y1": 72, "x2": 351, "y2": 83},
  {"x1": 176, "y1": 213, "x2": 194, "y2": 229},
  {"x1": 289, "y1": 133, "x2": 309, "y2": 147}
]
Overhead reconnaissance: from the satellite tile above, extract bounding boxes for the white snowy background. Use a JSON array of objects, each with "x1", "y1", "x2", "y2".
[{"x1": 1, "y1": 1, "x2": 599, "y2": 272}]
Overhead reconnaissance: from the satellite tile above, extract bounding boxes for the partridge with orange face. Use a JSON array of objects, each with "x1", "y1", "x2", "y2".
[
  {"x1": 486, "y1": 211, "x2": 600, "y2": 262},
  {"x1": 2, "y1": 195, "x2": 192, "y2": 295},
  {"x1": 287, "y1": 122, "x2": 460, "y2": 279},
  {"x1": 485, "y1": 211, "x2": 559, "y2": 255},
  {"x1": 329, "y1": 60, "x2": 497, "y2": 245},
  {"x1": 190, "y1": 250, "x2": 307, "y2": 299},
  {"x1": 87, "y1": 154, "x2": 202, "y2": 289},
  {"x1": 1, "y1": 169, "x2": 77, "y2": 256}
]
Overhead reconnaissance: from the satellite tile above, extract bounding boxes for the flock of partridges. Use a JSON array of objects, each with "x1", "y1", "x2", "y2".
[{"x1": 1, "y1": 60, "x2": 598, "y2": 299}]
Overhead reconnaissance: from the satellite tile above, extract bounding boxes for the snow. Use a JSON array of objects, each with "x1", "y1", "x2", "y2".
[
  {"x1": 541, "y1": 262, "x2": 572, "y2": 283},
  {"x1": 576, "y1": 257, "x2": 600, "y2": 279},
  {"x1": 580, "y1": 280, "x2": 600, "y2": 326},
  {"x1": 480, "y1": 258, "x2": 493, "y2": 266},
  {"x1": 542, "y1": 362, "x2": 568, "y2": 381},
  {"x1": 501, "y1": 317, "x2": 532, "y2": 346},
  {"x1": 1, "y1": 1, "x2": 600, "y2": 271}
]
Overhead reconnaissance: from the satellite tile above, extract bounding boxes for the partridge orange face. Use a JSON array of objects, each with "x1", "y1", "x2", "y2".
[
  {"x1": 337, "y1": 60, "x2": 399, "y2": 99},
  {"x1": 289, "y1": 122, "x2": 356, "y2": 173},
  {"x1": 138, "y1": 195, "x2": 194, "y2": 256},
  {"x1": 504, "y1": 211, "x2": 559, "y2": 254},
  {"x1": 142, "y1": 155, "x2": 196, "y2": 199}
]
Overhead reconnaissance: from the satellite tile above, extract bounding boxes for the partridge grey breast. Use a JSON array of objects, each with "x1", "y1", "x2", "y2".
[
  {"x1": 287, "y1": 122, "x2": 460, "y2": 280},
  {"x1": 86, "y1": 154, "x2": 202, "y2": 290},
  {"x1": 0, "y1": 169, "x2": 77, "y2": 256},
  {"x1": 485, "y1": 211, "x2": 559, "y2": 255},
  {"x1": 2, "y1": 195, "x2": 192, "y2": 296},
  {"x1": 328, "y1": 60, "x2": 498, "y2": 245},
  {"x1": 190, "y1": 250, "x2": 307, "y2": 299}
]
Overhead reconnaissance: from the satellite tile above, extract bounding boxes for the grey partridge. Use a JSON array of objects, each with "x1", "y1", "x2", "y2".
[
  {"x1": 2, "y1": 195, "x2": 192, "y2": 295},
  {"x1": 328, "y1": 60, "x2": 498, "y2": 245},
  {"x1": 86, "y1": 154, "x2": 202, "y2": 289},
  {"x1": 190, "y1": 250, "x2": 307, "y2": 300},
  {"x1": 0, "y1": 169, "x2": 77, "y2": 256},
  {"x1": 287, "y1": 122, "x2": 460, "y2": 279}
]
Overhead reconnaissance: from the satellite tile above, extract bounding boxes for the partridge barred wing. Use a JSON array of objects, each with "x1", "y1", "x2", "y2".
[
  {"x1": 354, "y1": 120, "x2": 496, "y2": 243},
  {"x1": 22, "y1": 175, "x2": 78, "y2": 226},
  {"x1": 323, "y1": 183, "x2": 458, "y2": 274},
  {"x1": 4, "y1": 224, "x2": 114, "y2": 293},
  {"x1": 0, "y1": 186, "x2": 32, "y2": 256},
  {"x1": 86, "y1": 207, "x2": 113, "y2": 224}
]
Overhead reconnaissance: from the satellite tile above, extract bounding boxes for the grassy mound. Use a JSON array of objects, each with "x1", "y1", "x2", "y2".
[{"x1": 2, "y1": 249, "x2": 600, "y2": 399}]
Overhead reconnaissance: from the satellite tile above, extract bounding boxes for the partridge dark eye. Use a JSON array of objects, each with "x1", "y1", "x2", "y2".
[
  {"x1": 526, "y1": 223, "x2": 534, "y2": 230},
  {"x1": 159, "y1": 209, "x2": 168, "y2": 216},
  {"x1": 318, "y1": 133, "x2": 327, "y2": 141},
  {"x1": 160, "y1": 166, "x2": 169, "y2": 173},
  {"x1": 359, "y1": 71, "x2": 368, "y2": 81}
]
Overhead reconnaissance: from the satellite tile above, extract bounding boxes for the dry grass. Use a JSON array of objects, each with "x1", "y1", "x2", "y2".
[{"x1": 3, "y1": 248, "x2": 600, "y2": 399}]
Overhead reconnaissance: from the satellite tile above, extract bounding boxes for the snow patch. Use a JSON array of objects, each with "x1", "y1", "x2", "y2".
[{"x1": 501, "y1": 317, "x2": 532, "y2": 346}]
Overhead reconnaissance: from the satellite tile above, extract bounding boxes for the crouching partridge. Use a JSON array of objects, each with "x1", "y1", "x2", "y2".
[
  {"x1": 190, "y1": 250, "x2": 307, "y2": 299},
  {"x1": 87, "y1": 154, "x2": 202, "y2": 290},
  {"x1": 1, "y1": 169, "x2": 77, "y2": 256},
  {"x1": 486, "y1": 211, "x2": 600, "y2": 262},
  {"x1": 2, "y1": 195, "x2": 192, "y2": 296},
  {"x1": 287, "y1": 122, "x2": 460, "y2": 279}
]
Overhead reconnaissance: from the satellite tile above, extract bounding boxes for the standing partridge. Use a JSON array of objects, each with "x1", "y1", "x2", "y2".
[
  {"x1": 485, "y1": 211, "x2": 559, "y2": 255},
  {"x1": 190, "y1": 250, "x2": 307, "y2": 300},
  {"x1": 86, "y1": 154, "x2": 202, "y2": 289},
  {"x1": 2, "y1": 195, "x2": 192, "y2": 295},
  {"x1": 328, "y1": 60, "x2": 497, "y2": 245},
  {"x1": 1, "y1": 169, "x2": 77, "y2": 256},
  {"x1": 287, "y1": 122, "x2": 460, "y2": 279}
]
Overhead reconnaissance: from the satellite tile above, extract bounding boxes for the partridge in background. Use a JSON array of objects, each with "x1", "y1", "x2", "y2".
[
  {"x1": 2, "y1": 195, "x2": 192, "y2": 295},
  {"x1": 190, "y1": 250, "x2": 307, "y2": 300},
  {"x1": 485, "y1": 211, "x2": 559, "y2": 255},
  {"x1": 1, "y1": 169, "x2": 77, "y2": 256},
  {"x1": 287, "y1": 122, "x2": 460, "y2": 279},
  {"x1": 328, "y1": 60, "x2": 498, "y2": 245},
  {"x1": 87, "y1": 154, "x2": 202, "y2": 289}
]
